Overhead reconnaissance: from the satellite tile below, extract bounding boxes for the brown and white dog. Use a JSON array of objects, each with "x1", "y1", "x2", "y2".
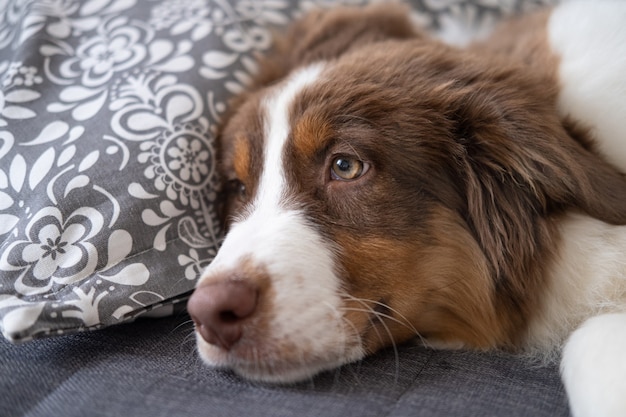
[{"x1": 187, "y1": 3, "x2": 626, "y2": 416}]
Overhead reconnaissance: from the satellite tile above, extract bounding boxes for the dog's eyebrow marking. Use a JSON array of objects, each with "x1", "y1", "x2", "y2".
[
  {"x1": 256, "y1": 63, "x2": 325, "y2": 210},
  {"x1": 293, "y1": 113, "x2": 333, "y2": 160},
  {"x1": 233, "y1": 135, "x2": 251, "y2": 183}
]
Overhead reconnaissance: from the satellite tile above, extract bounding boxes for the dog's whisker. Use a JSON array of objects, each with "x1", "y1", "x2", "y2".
[
  {"x1": 350, "y1": 306, "x2": 401, "y2": 383},
  {"x1": 324, "y1": 300, "x2": 373, "y2": 387},
  {"x1": 341, "y1": 293, "x2": 429, "y2": 346},
  {"x1": 337, "y1": 296, "x2": 402, "y2": 383},
  {"x1": 322, "y1": 300, "x2": 362, "y2": 343},
  {"x1": 321, "y1": 300, "x2": 366, "y2": 385},
  {"x1": 171, "y1": 318, "x2": 195, "y2": 335},
  {"x1": 350, "y1": 306, "x2": 388, "y2": 352},
  {"x1": 180, "y1": 331, "x2": 198, "y2": 351},
  {"x1": 429, "y1": 277, "x2": 465, "y2": 294}
]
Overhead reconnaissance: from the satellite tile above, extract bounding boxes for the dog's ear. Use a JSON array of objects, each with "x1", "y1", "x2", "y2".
[
  {"x1": 451, "y1": 82, "x2": 626, "y2": 272},
  {"x1": 252, "y1": 3, "x2": 421, "y2": 89}
]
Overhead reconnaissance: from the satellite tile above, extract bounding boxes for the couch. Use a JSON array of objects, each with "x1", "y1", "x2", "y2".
[{"x1": 2, "y1": 314, "x2": 569, "y2": 417}]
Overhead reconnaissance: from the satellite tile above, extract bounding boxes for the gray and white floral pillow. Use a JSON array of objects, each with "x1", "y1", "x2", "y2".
[{"x1": 0, "y1": 0, "x2": 554, "y2": 342}]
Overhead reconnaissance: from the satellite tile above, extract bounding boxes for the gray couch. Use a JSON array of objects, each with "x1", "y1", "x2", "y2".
[
  {"x1": 2, "y1": 314, "x2": 569, "y2": 417},
  {"x1": 0, "y1": 0, "x2": 569, "y2": 415}
]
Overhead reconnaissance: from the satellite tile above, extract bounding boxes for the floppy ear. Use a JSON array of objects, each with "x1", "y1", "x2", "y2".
[
  {"x1": 252, "y1": 3, "x2": 421, "y2": 89},
  {"x1": 452, "y1": 85, "x2": 626, "y2": 273},
  {"x1": 555, "y1": 119, "x2": 626, "y2": 225}
]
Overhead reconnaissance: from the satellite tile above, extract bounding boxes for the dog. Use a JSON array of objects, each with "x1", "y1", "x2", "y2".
[{"x1": 187, "y1": 3, "x2": 626, "y2": 416}]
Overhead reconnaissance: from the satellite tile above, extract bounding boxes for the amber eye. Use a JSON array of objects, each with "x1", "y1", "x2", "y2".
[{"x1": 330, "y1": 156, "x2": 369, "y2": 181}]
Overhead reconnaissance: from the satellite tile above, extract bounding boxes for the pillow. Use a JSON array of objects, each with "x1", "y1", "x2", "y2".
[{"x1": 0, "y1": 0, "x2": 553, "y2": 342}]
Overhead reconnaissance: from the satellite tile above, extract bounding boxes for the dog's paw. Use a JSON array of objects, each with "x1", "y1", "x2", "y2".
[{"x1": 561, "y1": 313, "x2": 626, "y2": 417}]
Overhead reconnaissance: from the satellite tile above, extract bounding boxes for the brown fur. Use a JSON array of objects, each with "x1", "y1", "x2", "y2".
[
  {"x1": 217, "y1": 4, "x2": 626, "y2": 354},
  {"x1": 252, "y1": 3, "x2": 421, "y2": 90},
  {"x1": 219, "y1": 96, "x2": 264, "y2": 224},
  {"x1": 470, "y1": 10, "x2": 556, "y2": 76}
]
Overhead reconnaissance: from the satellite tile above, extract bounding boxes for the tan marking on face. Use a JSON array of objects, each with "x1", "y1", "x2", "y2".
[
  {"x1": 337, "y1": 207, "x2": 518, "y2": 354},
  {"x1": 232, "y1": 135, "x2": 251, "y2": 184},
  {"x1": 292, "y1": 113, "x2": 333, "y2": 161}
]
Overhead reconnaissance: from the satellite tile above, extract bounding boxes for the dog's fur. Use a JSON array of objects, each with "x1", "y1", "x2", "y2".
[{"x1": 188, "y1": 3, "x2": 626, "y2": 416}]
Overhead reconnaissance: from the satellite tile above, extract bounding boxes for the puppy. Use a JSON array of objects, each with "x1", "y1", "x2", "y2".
[{"x1": 188, "y1": 3, "x2": 626, "y2": 416}]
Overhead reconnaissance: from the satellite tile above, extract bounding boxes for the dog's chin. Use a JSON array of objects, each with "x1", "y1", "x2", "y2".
[{"x1": 195, "y1": 336, "x2": 365, "y2": 384}]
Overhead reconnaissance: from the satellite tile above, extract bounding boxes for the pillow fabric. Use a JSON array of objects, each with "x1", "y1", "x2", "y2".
[{"x1": 0, "y1": 0, "x2": 554, "y2": 342}]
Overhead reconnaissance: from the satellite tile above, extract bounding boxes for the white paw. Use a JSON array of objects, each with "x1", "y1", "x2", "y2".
[{"x1": 561, "y1": 313, "x2": 626, "y2": 417}]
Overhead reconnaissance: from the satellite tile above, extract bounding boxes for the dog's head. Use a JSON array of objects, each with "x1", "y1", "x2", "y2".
[{"x1": 188, "y1": 5, "x2": 626, "y2": 383}]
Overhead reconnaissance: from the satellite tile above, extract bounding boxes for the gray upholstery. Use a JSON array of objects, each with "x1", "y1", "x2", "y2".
[{"x1": 1, "y1": 314, "x2": 569, "y2": 417}]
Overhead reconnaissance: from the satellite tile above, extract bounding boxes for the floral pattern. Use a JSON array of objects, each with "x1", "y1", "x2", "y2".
[
  {"x1": 0, "y1": 0, "x2": 556, "y2": 342},
  {"x1": 14, "y1": 207, "x2": 103, "y2": 288}
]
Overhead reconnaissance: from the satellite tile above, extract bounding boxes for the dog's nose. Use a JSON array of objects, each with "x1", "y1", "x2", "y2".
[{"x1": 187, "y1": 280, "x2": 258, "y2": 350}]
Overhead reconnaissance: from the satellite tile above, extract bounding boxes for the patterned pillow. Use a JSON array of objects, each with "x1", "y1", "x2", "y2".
[{"x1": 0, "y1": 0, "x2": 554, "y2": 342}]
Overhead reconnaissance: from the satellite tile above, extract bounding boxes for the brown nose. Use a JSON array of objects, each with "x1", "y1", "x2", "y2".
[{"x1": 187, "y1": 280, "x2": 258, "y2": 350}]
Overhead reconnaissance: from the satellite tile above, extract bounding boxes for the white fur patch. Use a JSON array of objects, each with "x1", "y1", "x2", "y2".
[
  {"x1": 526, "y1": 213, "x2": 626, "y2": 417},
  {"x1": 562, "y1": 313, "x2": 626, "y2": 417},
  {"x1": 197, "y1": 63, "x2": 364, "y2": 382},
  {"x1": 257, "y1": 63, "x2": 325, "y2": 209},
  {"x1": 548, "y1": 1, "x2": 626, "y2": 172},
  {"x1": 525, "y1": 213, "x2": 626, "y2": 355}
]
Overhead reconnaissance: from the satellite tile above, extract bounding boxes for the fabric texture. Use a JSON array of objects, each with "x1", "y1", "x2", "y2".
[
  {"x1": 0, "y1": 314, "x2": 570, "y2": 417},
  {"x1": 0, "y1": 0, "x2": 556, "y2": 342}
]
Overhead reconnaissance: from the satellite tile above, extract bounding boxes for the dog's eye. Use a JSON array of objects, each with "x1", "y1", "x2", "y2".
[
  {"x1": 226, "y1": 179, "x2": 246, "y2": 199},
  {"x1": 331, "y1": 156, "x2": 369, "y2": 181}
]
